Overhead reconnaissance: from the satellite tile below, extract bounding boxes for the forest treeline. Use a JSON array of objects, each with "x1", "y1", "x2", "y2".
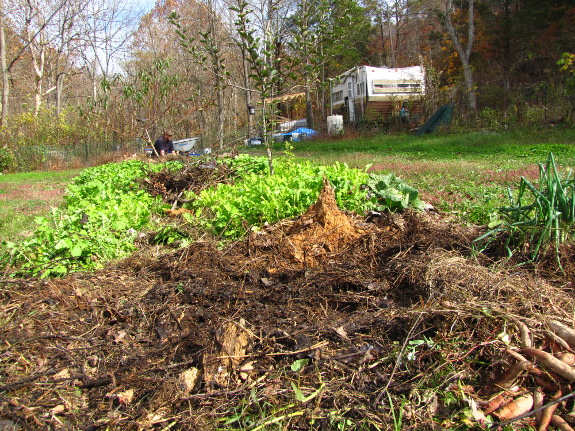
[{"x1": 0, "y1": 0, "x2": 574, "y2": 171}]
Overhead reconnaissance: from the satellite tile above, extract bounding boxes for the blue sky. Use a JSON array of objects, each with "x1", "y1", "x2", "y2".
[{"x1": 128, "y1": 0, "x2": 156, "y2": 16}]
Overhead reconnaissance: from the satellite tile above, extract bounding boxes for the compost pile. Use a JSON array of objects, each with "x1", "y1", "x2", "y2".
[
  {"x1": 141, "y1": 162, "x2": 233, "y2": 204},
  {"x1": 2, "y1": 177, "x2": 575, "y2": 430}
]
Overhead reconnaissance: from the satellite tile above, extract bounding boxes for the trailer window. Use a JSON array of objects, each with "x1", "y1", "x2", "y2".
[{"x1": 373, "y1": 80, "x2": 422, "y2": 93}]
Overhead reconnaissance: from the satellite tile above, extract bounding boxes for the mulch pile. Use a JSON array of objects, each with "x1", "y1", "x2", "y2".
[
  {"x1": 141, "y1": 162, "x2": 234, "y2": 206},
  {"x1": 1, "y1": 174, "x2": 575, "y2": 430}
]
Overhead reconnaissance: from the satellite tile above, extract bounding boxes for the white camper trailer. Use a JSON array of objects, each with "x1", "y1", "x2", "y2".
[{"x1": 331, "y1": 65, "x2": 425, "y2": 123}]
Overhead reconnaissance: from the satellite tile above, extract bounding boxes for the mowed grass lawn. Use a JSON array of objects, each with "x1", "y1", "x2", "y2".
[{"x1": 261, "y1": 128, "x2": 575, "y2": 224}]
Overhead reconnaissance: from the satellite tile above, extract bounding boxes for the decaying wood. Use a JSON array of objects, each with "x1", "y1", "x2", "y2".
[
  {"x1": 203, "y1": 319, "x2": 251, "y2": 387},
  {"x1": 551, "y1": 415, "x2": 575, "y2": 431},
  {"x1": 3, "y1": 174, "x2": 575, "y2": 430},
  {"x1": 543, "y1": 330, "x2": 574, "y2": 353},
  {"x1": 495, "y1": 360, "x2": 534, "y2": 389},
  {"x1": 493, "y1": 393, "x2": 533, "y2": 420},
  {"x1": 538, "y1": 390, "x2": 562, "y2": 431},
  {"x1": 547, "y1": 321, "x2": 575, "y2": 350},
  {"x1": 521, "y1": 348, "x2": 575, "y2": 382}
]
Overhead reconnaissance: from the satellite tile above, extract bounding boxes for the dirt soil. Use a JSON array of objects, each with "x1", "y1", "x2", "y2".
[{"x1": 1, "y1": 173, "x2": 575, "y2": 430}]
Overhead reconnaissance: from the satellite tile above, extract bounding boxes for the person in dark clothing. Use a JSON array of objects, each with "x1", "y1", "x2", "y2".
[
  {"x1": 154, "y1": 130, "x2": 174, "y2": 156},
  {"x1": 399, "y1": 105, "x2": 409, "y2": 126}
]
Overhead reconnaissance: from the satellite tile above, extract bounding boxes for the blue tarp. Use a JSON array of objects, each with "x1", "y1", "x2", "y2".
[{"x1": 291, "y1": 127, "x2": 318, "y2": 136}]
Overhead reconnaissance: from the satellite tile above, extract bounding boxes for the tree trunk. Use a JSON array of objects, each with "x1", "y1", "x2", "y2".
[
  {"x1": 444, "y1": 0, "x2": 477, "y2": 111},
  {"x1": 0, "y1": 0, "x2": 8, "y2": 128},
  {"x1": 461, "y1": 65, "x2": 476, "y2": 110},
  {"x1": 30, "y1": 27, "x2": 46, "y2": 116},
  {"x1": 305, "y1": 87, "x2": 314, "y2": 130},
  {"x1": 33, "y1": 59, "x2": 44, "y2": 115},
  {"x1": 55, "y1": 56, "x2": 62, "y2": 114},
  {"x1": 92, "y1": 58, "x2": 98, "y2": 102},
  {"x1": 242, "y1": 50, "x2": 252, "y2": 140},
  {"x1": 387, "y1": 6, "x2": 396, "y2": 68},
  {"x1": 216, "y1": 73, "x2": 224, "y2": 149},
  {"x1": 378, "y1": 12, "x2": 386, "y2": 66},
  {"x1": 502, "y1": 0, "x2": 512, "y2": 105},
  {"x1": 205, "y1": 0, "x2": 224, "y2": 150},
  {"x1": 56, "y1": 72, "x2": 65, "y2": 114}
]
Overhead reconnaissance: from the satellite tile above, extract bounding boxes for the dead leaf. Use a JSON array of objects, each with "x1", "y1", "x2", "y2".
[
  {"x1": 86, "y1": 355, "x2": 99, "y2": 367},
  {"x1": 239, "y1": 361, "x2": 254, "y2": 381},
  {"x1": 156, "y1": 322, "x2": 169, "y2": 343},
  {"x1": 462, "y1": 395, "x2": 487, "y2": 424},
  {"x1": 36, "y1": 355, "x2": 49, "y2": 370},
  {"x1": 0, "y1": 420, "x2": 19, "y2": 430},
  {"x1": 53, "y1": 368, "x2": 70, "y2": 380},
  {"x1": 107, "y1": 389, "x2": 134, "y2": 405},
  {"x1": 137, "y1": 408, "x2": 169, "y2": 428},
  {"x1": 116, "y1": 389, "x2": 134, "y2": 405},
  {"x1": 51, "y1": 404, "x2": 66, "y2": 415},
  {"x1": 333, "y1": 326, "x2": 350, "y2": 341},
  {"x1": 178, "y1": 368, "x2": 200, "y2": 392},
  {"x1": 108, "y1": 330, "x2": 127, "y2": 344}
]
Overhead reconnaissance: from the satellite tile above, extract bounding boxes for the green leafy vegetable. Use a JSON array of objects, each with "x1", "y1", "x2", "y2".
[
  {"x1": 186, "y1": 155, "x2": 423, "y2": 239},
  {"x1": 1, "y1": 160, "x2": 166, "y2": 277},
  {"x1": 365, "y1": 173, "x2": 425, "y2": 211}
]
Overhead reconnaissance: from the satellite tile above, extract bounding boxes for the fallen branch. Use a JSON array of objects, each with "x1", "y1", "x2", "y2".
[{"x1": 0, "y1": 369, "x2": 59, "y2": 392}]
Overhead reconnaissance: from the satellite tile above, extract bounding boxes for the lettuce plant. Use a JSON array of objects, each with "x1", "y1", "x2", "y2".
[
  {"x1": 2, "y1": 160, "x2": 165, "y2": 277},
  {"x1": 187, "y1": 156, "x2": 423, "y2": 239}
]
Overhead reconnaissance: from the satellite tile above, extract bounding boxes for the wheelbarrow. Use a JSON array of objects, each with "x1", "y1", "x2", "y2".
[
  {"x1": 173, "y1": 137, "x2": 200, "y2": 153},
  {"x1": 144, "y1": 137, "x2": 201, "y2": 156}
]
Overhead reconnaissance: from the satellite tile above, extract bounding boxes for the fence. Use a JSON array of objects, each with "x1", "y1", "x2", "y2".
[{"x1": 8, "y1": 140, "x2": 146, "y2": 172}]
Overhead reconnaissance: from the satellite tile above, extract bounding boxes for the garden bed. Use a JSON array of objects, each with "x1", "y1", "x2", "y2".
[{"x1": 1, "y1": 178, "x2": 575, "y2": 430}]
